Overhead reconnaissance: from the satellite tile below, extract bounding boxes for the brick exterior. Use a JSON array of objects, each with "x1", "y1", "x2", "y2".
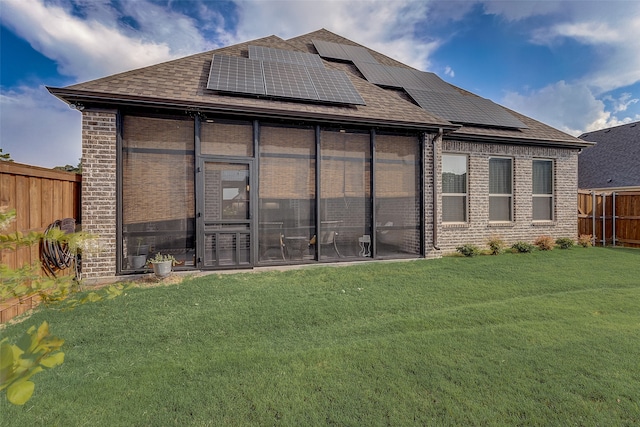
[
  {"x1": 81, "y1": 110, "x2": 117, "y2": 280},
  {"x1": 432, "y1": 138, "x2": 579, "y2": 252},
  {"x1": 79, "y1": 110, "x2": 581, "y2": 277}
]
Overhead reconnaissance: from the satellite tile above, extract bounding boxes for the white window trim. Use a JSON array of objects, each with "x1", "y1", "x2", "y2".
[
  {"x1": 442, "y1": 153, "x2": 468, "y2": 223},
  {"x1": 532, "y1": 158, "x2": 554, "y2": 222},
  {"x1": 489, "y1": 156, "x2": 514, "y2": 222}
]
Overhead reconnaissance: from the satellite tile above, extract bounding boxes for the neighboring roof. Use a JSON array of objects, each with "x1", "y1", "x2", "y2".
[
  {"x1": 578, "y1": 121, "x2": 640, "y2": 189},
  {"x1": 48, "y1": 28, "x2": 588, "y2": 147}
]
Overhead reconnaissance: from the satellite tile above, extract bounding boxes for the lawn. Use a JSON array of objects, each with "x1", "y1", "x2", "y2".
[{"x1": 1, "y1": 247, "x2": 639, "y2": 425}]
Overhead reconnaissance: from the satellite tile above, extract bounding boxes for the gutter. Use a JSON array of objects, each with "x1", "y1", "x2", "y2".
[
  {"x1": 446, "y1": 131, "x2": 595, "y2": 149},
  {"x1": 432, "y1": 128, "x2": 445, "y2": 251},
  {"x1": 46, "y1": 86, "x2": 460, "y2": 133}
]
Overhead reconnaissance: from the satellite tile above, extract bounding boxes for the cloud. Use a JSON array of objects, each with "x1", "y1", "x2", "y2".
[
  {"x1": 0, "y1": 0, "x2": 200, "y2": 82},
  {"x1": 0, "y1": 86, "x2": 81, "y2": 168},
  {"x1": 502, "y1": 81, "x2": 640, "y2": 136},
  {"x1": 232, "y1": 0, "x2": 437, "y2": 70},
  {"x1": 444, "y1": 66, "x2": 455, "y2": 78}
]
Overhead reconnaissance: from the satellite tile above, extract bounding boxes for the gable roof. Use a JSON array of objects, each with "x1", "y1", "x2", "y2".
[
  {"x1": 578, "y1": 121, "x2": 640, "y2": 189},
  {"x1": 48, "y1": 28, "x2": 588, "y2": 147}
]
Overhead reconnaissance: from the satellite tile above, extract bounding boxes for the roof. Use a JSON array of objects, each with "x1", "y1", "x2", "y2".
[
  {"x1": 578, "y1": 121, "x2": 640, "y2": 189},
  {"x1": 48, "y1": 28, "x2": 588, "y2": 147}
]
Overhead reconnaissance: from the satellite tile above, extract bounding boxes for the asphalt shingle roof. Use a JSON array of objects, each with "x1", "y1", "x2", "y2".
[
  {"x1": 49, "y1": 28, "x2": 587, "y2": 146},
  {"x1": 578, "y1": 121, "x2": 640, "y2": 189}
]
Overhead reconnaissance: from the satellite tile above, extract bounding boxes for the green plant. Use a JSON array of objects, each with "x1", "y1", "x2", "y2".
[
  {"x1": 486, "y1": 235, "x2": 505, "y2": 255},
  {"x1": 456, "y1": 244, "x2": 480, "y2": 257},
  {"x1": 0, "y1": 321, "x2": 64, "y2": 405},
  {"x1": 556, "y1": 237, "x2": 574, "y2": 249},
  {"x1": 148, "y1": 253, "x2": 176, "y2": 265},
  {"x1": 511, "y1": 241, "x2": 535, "y2": 253},
  {"x1": 578, "y1": 234, "x2": 593, "y2": 247},
  {"x1": 0, "y1": 208, "x2": 96, "y2": 303},
  {"x1": 534, "y1": 235, "x2": 555, "y2": 251}
]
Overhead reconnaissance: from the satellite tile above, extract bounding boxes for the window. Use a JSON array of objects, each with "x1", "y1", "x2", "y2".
[
  {"x1": 489, "y1": 157, "x2": 513, "y2": 221},
  {"x1": 442, "y1": 154, "x2": 467, "y2": 222},
  {"x1": 533, "y1": 159, "x2": 553, "y2": 221}
]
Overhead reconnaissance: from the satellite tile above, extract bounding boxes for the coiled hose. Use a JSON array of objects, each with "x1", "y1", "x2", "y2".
[{"x1": 40, "y1": 219, "x2": 80, "y2": 280}]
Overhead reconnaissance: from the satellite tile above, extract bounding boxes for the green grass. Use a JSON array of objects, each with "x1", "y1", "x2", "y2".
[{"x1": 2, "y1": 247, "x2": 639, "y2": 425}]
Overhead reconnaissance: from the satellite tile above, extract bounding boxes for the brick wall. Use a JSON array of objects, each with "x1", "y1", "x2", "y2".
[
  {"x1": 81, "y1": 110, "x2": 117, "y2": 279},
  {"x1": 434, "y1": 139, "x2": 579, "y2": 252}
]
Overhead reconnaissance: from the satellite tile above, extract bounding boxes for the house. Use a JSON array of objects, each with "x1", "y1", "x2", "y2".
[
  {"x1": 578, "y1": 121, "x2": 640, "y2": 191},
  {"x1": 47, "y1": 29, "x2": 591, "y2": 281}
]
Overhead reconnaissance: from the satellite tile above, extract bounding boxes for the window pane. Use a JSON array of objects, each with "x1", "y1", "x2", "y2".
[
  {"x1": 533, "y1": 160, "x2": 552, "y2": 195},
  {"x1": 490, "y1": 196, "x2": 511, "y2": 221},
  {"x1": 201, "y1": 120, "x2": 253, "y2": 157},
  {"x1": 442, "y1": 154, "x2": 467, "y2": 194},
  {"x1": 122, "y1": 116, "x2": 195, "y2": 270},
  {"x1": 374, "y1": 133, "x2": 420, "y2": 257},
  {"x1": 489, "y1": 158, "x2": 512, "y2": 194},
  {"x1": 442, "y1": 196, "x2": 466, "y2": 222},
  {"x1": 533, "y1": 197, "x2": 553, "y2": 221},
  {"x1": 321, "y1": 129, "x2": 371, "y2": 259},
  {"x1": 259, "y1": 125, "x2": 316, "y2": 263}
]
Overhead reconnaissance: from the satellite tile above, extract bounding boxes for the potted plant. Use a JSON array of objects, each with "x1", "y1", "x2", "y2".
[
  {"x1": 148, "y1": 252, "x2": 176, "y2": 278},
  {"x1": 127, "y1": 237, "x2": 149, "y2": 269}
]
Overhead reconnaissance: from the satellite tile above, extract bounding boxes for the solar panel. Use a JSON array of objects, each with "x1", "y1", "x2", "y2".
[
  {"x1": 248, "y1": 45, "x2": 325, "y2": 68},
  {"x1": 306, "y1": 67, "x2": 365, "y2": 105},
  {"x1": 263, "y1": 61, "x2": 318, "y2": 101},
  {"x1": 414, "y1": 72, "x2": 458, "y2": 93},
  {"x1": 207, "y1": 55, "x2": 265, "y2": 95},
  {"x1": 353, "y1": 61, "x2": 400, "y2": 87},
  {"x1": 341, "y1": 44, "x2": 378, "y2": 63},
  {"x1": 207, "y1": 54, "x2": 366, "y2": 106},
  {"x1": 404, "y1": 88, "x2": 458, "y2": 120},
  {"x1": 405, "y1": 88, "x2": 527, "y2": 129},
  {"x1": 466, "y1": 97, "x2": 528, "y2": 129},
  {"x1": 312, "y1": 39, "x2": 351, "y2": 61}
]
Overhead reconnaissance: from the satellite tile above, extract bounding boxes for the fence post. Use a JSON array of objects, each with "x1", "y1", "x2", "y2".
[
  {"x1": 612, "y1": 192, "x2": 616, "y2": 247},
  {"x1": 601, "y1": 193, "x2": 606, "y2": 246},
  {"x1": 591, "y1": 192, "x2": 596, "y2": 246}
]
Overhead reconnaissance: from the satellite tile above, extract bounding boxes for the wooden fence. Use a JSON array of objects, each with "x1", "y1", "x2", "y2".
[
  {"x1": 578, "y1": 190, "x2": 640, "y2": 248},
  {"x1": 0, "y1": 161, "x2": 81, "y2": 322}
]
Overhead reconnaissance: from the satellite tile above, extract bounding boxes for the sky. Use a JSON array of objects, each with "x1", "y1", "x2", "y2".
[{"x1": 1, "y1": 0, "x2": 640, "y2": 168}]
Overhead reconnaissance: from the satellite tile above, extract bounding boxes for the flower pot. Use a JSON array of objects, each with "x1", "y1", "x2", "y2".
[
  {"x1": 128, "y1": 255, "x2": 147, "y2": 269},
  {"x1": 151, "y1": 260, "x2": 172, "y2": 278}
]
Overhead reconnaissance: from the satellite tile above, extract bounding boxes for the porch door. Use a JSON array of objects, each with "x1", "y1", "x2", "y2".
[{"x1": 199, "y1": 161, "x2": 252, "y2": 268}]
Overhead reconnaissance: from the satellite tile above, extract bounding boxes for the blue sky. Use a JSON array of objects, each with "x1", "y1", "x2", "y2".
[{"x1": 2, "y1": 0, "x2": 639, "y2": 168}]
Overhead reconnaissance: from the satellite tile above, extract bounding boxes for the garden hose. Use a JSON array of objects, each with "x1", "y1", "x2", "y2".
[{"x1": 40, "y1": 219, "x2": 79, "y2": 280}]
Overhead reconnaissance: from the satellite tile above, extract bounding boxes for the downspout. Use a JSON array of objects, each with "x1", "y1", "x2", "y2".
[{"x1": 432, "y1": 128, "x2": 443, "y2": 251}]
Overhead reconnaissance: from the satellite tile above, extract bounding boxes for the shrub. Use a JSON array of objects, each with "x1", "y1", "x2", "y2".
[
  {"x1": 534, "y1": 235, "x2": 555, "y2": 251},
  {"x1": 511, "y1": 241, "x2": 535, "y2": 253},
  {"x1": 578, "y1": 234, "x2": 593, "y2": 248},
  {"x1": 456, "y1": 244, "x2": 480, "y2": 257},
  {"x1": 556, "y1": 237, "x2": 574, "y2": 249},
  {"x1": 486, "y1": 235, "x2": 505, "y2": 255}
]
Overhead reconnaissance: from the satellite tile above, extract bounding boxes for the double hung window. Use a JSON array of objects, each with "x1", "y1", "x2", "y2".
[
  {"x1": 489, "y1": 157, "x2": 513, "y2": 221},
  {"x1": 532, "y1": 159, "x2": 553, "y2": 221},
  {"x1": 442, "y1": 154, "x2": 468, "y2": 222}
]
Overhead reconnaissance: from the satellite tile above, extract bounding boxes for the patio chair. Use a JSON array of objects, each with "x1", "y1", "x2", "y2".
[
  {"x1": 259, "y1": 222, "x2": 286, "y2": 261},
  {"x1": 319, "y1": 229, "x2": 342, "y2": 258}
]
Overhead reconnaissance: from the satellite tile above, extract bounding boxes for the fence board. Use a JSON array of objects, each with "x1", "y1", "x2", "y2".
[
  {"x1": 1, "y1": 162, "x2": 82, "y2": 270},
  {"x1": 578, "y1": 190, "x2": 640, "y2": 248},
  {"x1": 1, "y1": 162, "x2": 82, "y2": 322}
]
